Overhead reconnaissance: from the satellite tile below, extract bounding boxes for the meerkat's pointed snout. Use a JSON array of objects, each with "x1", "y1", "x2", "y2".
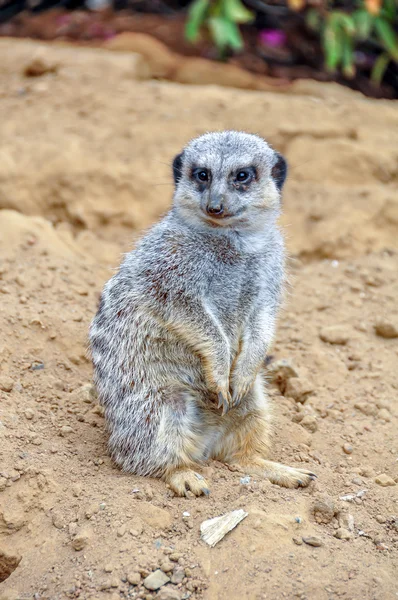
[{"x1": 206, "y1": 194, "x2": 225, "y2": 217}]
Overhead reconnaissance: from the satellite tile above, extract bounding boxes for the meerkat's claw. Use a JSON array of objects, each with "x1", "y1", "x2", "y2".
[
  {"x1": 236, "y1": 460, "x2": 317, "y2": 489},
  {"x1": 231, "y1": 376, "x2": 254, "y2": 407},
  {"x1": 217, "y1": 391, "x2": 232, "y2": 415},
  {"x1": 265, "y1": 465, "x2": 317, "y2": 489}
]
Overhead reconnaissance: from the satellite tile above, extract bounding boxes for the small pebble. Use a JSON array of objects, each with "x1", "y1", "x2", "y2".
[
  {"x1": 60, "y1": 425, "x2": 74, "y2": 436},
  {"x1": 343, "y1": 443, "x2": 353, "y2": 455},
  {"x1": 375, "y1": 474, "x2": 396, "y2": 487},
  {"x1": 127, "y1": 572, "x2": 141, "y2": 586},
  {"x1": 374, "y1": 320, "x2": 398, "y2": 339},
  {"x1": 170, "y1": 553, "x2": 184, "y2": 562},
  {"x1": 24, "y1": 408, "x2": 35, "y2": 420},
  {"x1": 302, "y1": 536, "x2": 323, "y2": 547},
  {"x1": 292, "y1": 537, "x2": 303, "y2": 545},
  {"x1": 160, "y1": 559, "x2": 174, "y2": 573},
  {"x1": 319, "y1": 325, "x2": 349, "y2": 345},
  {"x1": 313, "y1": 498, "x2": 335, "y2": 524},
  {"x1": 376, "y1": 515, "x2": 386, "y2": 524},
  {"x1": 335, "y1": 528, "x2": 352, "y2": 540},
  {"x1": 23, "y1": 56, "x2": 58, "y2": 77},
  {"x1": 31, "y1": 361, "x2": 44, "y2": 371},
  {"x1": 375, "y1": 542, "x2": 389, "y2": 551},
  {"x1": 300, "y1": 415, "x2": 318, "y2": 433},
  {"x1": 157, "y1": 587, "x2": 182, "y2": 600},
  {"x1": 0, "y1": 376, "x2": 14, "y2": 392},
  {"x1": 143, "y1": 570, "x2": 170, "y2": 591},
  {"x1": 171, "y1": 566, "x2": 185, "y2": 584},
  {"x1": 284, "y1": 377, "x2": 314, "y2": 403},
  {"x1": 338, "y1": 513, "x2": 355, "y2": 531},
  {"x1": 71, "y1": 528, "x2": 91, "y2": 551}
]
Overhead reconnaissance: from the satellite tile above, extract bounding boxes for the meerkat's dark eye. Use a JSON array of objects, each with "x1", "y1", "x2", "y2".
[
  {"x1": 237, "y1": 171, "x2": 248, "y2": 182},
  {"x1": 192, "y1": 168, "x2": 210, "y2": 184},
  {"x1": 234, "y1": 167, "x2": 256, "y2": 186},
  {"x1": 196, "y1": 170, "x2": 209, "y2": 182},
  {"x1": 236, "y1": 170, "x2": 251, "y2": 183}
]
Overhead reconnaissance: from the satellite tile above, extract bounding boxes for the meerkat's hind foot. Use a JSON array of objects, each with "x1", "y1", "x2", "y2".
[
  {"x1": 165, "y1": 467, "x2": 210, "y2": 497},
  {"x1": 238, "y1": 459, "x2": 316, "y2": 489},
  {"x1": 263, "y1": 462, "x2": 317, "y2": 489}
]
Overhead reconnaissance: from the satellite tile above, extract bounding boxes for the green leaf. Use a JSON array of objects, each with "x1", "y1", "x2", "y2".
[
  {"x1": 381, "y1": 0, "x2": 396, "y2": 21},
  {"x1": 342, "y1": 33, "x2": 355, "y2": 78},
  {"x1": 224, "y1": 18, "x2": 245, "y2": 49},
  {"x1": 223, "y1": 0, "x2": 253, "y2": 24},
  {"x1": 338, "y1": 14, "x2": 356, "y2": 36},
  {"x1": 329, "y1": 12, "x2": 356, "y2": 36},
  {"x1": 208, "y1": 15, "x2": 244, "y2": 50},
  {"x1": 371, "y1": 52, "x2": 390, "y2": 85},
  {"x1": 324, "y1": 21, "x2": 344, "y2": 72},
  {"x1": 185, "y1": 0, "x2": 210, "y2": 42},
  {"x1": 353, "y1": 9, "x2": 374, "y2": 40},
  {"x1": 374, "y1": 17, "x2": 398, "y2": 60},
  {"x1": 208, "y1": 16, "x2": 228, "y2": 49}
]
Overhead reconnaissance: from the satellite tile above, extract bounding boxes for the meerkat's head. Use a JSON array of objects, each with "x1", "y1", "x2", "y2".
[{"x1": 171, "y1": 131, "x2": 287, "y2": 231}]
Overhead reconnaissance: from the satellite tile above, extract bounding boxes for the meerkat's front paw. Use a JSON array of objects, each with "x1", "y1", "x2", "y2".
[
  {"x1": 165, "y1": 468, "x2": 210, "y2": 497},
  {"x1": 230, "y1": 373, "x2": 255, "y2": 407}
]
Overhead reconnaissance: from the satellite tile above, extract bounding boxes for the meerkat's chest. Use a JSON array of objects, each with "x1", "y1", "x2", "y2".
[{"x1": 205, "y1": 254, "x2": 263, "y2": 335}]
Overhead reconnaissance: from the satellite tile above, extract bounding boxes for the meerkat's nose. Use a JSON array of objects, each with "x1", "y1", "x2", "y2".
[{"x1": 206, "y1": 195, "x2": 225, "y2": 217}]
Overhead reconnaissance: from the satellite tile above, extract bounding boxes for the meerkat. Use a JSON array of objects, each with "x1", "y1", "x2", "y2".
[{"x1": 89, "y1": 130, "x2": 316, "y2": 496}]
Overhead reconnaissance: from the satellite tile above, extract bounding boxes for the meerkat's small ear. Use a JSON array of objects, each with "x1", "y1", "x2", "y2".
[
  {"x1": 172, "y1": 152, "x2": 184, "y2": 186},
  {"x1": 271, "y1": 153, "x2": 288, "y2": 191}
]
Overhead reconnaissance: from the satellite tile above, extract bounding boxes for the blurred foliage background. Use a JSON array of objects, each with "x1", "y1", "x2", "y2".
[
  {"x1": 184, "y1": 0, "x2": 398, "y2": 90},
  {"x1": 1, "y1": 0, "x2": 398, "y2": 96}
]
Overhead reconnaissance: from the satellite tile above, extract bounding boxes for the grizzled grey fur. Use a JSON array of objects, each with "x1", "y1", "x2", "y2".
[{"x1": 90, "y1": 131, "x2": 315, "y2": 496}]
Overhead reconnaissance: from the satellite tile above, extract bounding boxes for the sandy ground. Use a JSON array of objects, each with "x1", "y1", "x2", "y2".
[{"x1": 0, "y1": 38, "x2": 398, "y2": 600}]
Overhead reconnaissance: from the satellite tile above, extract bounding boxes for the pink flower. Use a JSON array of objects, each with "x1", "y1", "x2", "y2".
[{"x1": 258, "y1": 29, "x2": 287, "y2": 48}]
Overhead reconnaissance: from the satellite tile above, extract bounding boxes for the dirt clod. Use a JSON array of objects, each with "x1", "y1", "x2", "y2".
[
  {"x1": 0, "y1": 377, "x2": 14, "y2": 393},
  {"x1": 319, "y1": 325, "x2": 350, "y2": 345},
  {"x1": 71, "y1": 528, "x2": 92, "y2": 551},
  {"x1": 127, "y1": 571, "x2": 142, "y2": 585},
  {"x1": 284, "y1": 377, "x2": 314, "y2": 403},
  {"x1": 313, "y1": 498, "x2": 335, "y2": 524},
  {"x1": 335, "y1": 528, "x2": 352, "y2": 540},
  {"x1": 374, "y1": 319, "x2": 398, "y2": 339},
  {"x1": 0, "y1": 549, "x2": 22, "y2": 583}
]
